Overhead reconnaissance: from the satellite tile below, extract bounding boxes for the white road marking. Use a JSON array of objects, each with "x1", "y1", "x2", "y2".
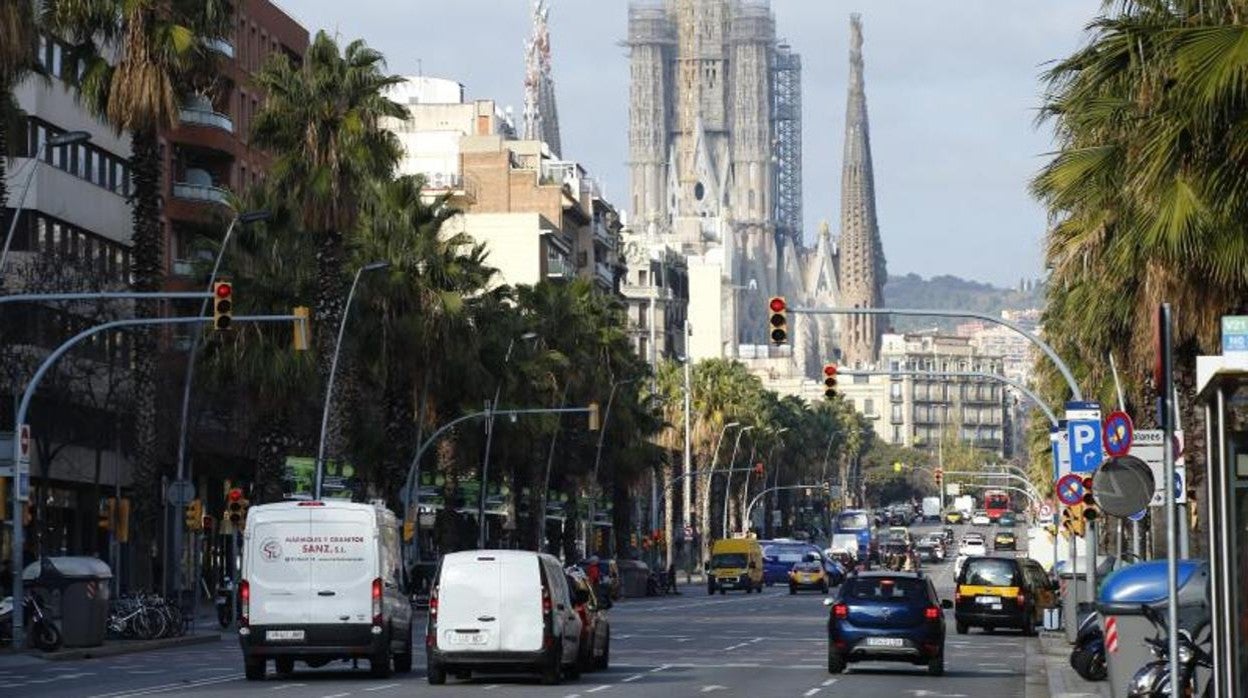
[
  {"x1": 483, "y1": 685, "x2": 500, "y2": 691},
  {"x1": 649, "y1": 664, "x2": 671, "y2": 673},
  {"x1": 700, "y1": 686, "x2": 728, "y2": 693},
  {"x1": 803, "y1": 690, "x2": 821, "y2": 697},
  {"x1": 126, "y1": 670, "x2": 165, "y2": 675},
  {"x1": 822, "y1": 678, "x2": 839, "y2": 686},
  {"x1": 270, "y1": 684, "x2": 306, "y2": 691},
  {"x1": 722, "y1": 642, "x2": 749, "y2": 651},
  {"x1": 587, "y1": 686, "x2": 611, "y2": 693},
  {"x1": 86, "y1": 673, "x2": 243, "y2": 698},
  {"x1": 362, "y1": 684, "x2": 399, "y2": 692},
  {"x1": 320, "y1": 693, "x2": 351, "y2": 698},
  {"x1": 621, "y1": 674, "x2": 645, "y2": 683}
]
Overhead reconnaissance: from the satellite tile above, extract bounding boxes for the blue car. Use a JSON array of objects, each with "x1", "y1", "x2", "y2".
[
  {"x1": 761, "y1": 541, "x2": 822, "y2": 585},
  {"x1": 825, "y1": 570, "x2": 951, "y2": 676}
]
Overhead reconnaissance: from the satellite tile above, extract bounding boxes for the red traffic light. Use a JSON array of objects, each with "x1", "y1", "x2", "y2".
[
  {"x1": 769, "y1": 297, "x2": 787, "y2": 313},
  {"x1": 228, "y1": 487, "x2": 243, "y2": 502},
  {"x1": 823, "y1": 364, "x2": 838, "y2": 377},
  {"x1": 1082, "y1": 476, "x2": 1094, "y2": 490},
  {"x1": 215, "y1": 281, "x2": 233, "y2": 299},
  {"x1": 753, "y1": 462, "x2": 765, "y2": 476}
]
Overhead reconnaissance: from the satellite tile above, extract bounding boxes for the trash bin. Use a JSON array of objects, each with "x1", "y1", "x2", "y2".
[
  {"x1": 616, "y1": 560, "x2": 651, "y2": 598},
  {"x1": 1058, "y1": 556, "x2": 1118, "y2": 642},
  {"x1": 1097, "y1": 559, "x2": 1210, "y2": 698},
  {"x1": 23, "y1": 557, "x2": 113, "y2": 648}
]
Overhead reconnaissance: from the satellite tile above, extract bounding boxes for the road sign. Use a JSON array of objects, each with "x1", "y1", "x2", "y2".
[
  {"x1": 829, "y1": 485, "x2": 842, "y2": 499},
  {"x1": 1040, "y1": 502, "x2": 1055, "y2": 518},
  {"x1": 1066, "y1": 402, "x2": 1103, "y2": 473},
  {"x1": 1091, "y1": 456, "x2": 1155, "y2": 517},
  {"x1": 1103, "y1": 411, "x2": 1133, "y2": 457},
  {"x1": 1133, "y1": 429, "x2": 1187, "y2": 505},
  {"x1": 18, "y1": 424, "x2": 30, "y2": 461},
  {"x1": 166, "y1": 479, "x2": 196, "y2": 507},
  {"x1": 1222, "y1": 315, "x2": 1248, "y2": 355},
  {"x1": 1057, "y1": 473, "x2": 1086, "y2": 506},
  {"x1": 1051, "y1": 425, "x2": 1071, "y2": 481}
]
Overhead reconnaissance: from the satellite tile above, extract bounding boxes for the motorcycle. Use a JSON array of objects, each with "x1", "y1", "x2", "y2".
[
  {"x1": 215, "y1": 575, "x2": 235, "y2": 629},
  {"x1": 0, "y1": 591, "x2": 64, "y2": 651},
  {"x1": 1069, "y1": 611, "x2": 1107, "y2": 681},
  {"x1": 1126, "y1": 605, "x2": 1212, "y2": 698}
]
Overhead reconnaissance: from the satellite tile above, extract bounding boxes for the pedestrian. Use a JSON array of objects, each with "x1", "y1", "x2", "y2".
[
  {"x1": 665, "y1": 561, "x2": 679, "y2": 594},
  {"x1": 586, "y1": 555, "x2": 601, "y2": 590}
]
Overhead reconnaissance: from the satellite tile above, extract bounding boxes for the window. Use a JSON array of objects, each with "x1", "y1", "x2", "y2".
[
  {"x1": 864, "y1": 398, "x2": 875, "y2": 415},
  {"x1": 890, "y1": 382, "x2": 902, "y2": 399},
  {"x1": 891, "y1": 404, "x2": 902, "y2": 422}
]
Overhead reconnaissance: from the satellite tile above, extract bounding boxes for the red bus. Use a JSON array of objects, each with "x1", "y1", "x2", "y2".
[{"x1": 984, "y1": 490, "x2": 1010, "y2": 522}]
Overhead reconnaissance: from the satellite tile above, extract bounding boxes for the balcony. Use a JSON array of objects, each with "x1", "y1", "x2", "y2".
[
  {"x1": 591, "y1": 217, "x2": 617, "y2": 250},
  {"x1": 179, "y1": 107, "x2": 234, "y2": 133},
  {"x1": 620, "y1": 284, "x2": 674, "y2": 300},
  {"x1": 594, "y1": 261, "x2": 615, "y2": 287},
  {"x1": 173, "y1": 182, "x2": 230, "y2": 205},
  {"x1": 204, "y1": 37, "x2": 235, "y2": 58}
]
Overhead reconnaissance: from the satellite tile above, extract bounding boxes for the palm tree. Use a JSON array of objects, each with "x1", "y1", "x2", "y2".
[
  {"x1": 44, "y1": 0, "x2": 230, "y2": 573},
  {"x1": 0, "y1": 0, "x2": 40, "y2": 217},
  {"x1": 251, "y1": 31, "x2": 406, "y2": 467}
]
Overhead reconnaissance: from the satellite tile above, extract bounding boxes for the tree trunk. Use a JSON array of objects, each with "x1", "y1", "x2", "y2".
[
  {"x1": 662, "y1": 455, "x2": 674, "y2": 567},
  {"x1": 314, "y1": 229, "x2": 347, "y2": 467},
  {"x1": 128, "y1": 127, "x2": 164, "y2": 588},
  {"x1": 382, "y1": 355, "x2": 414, "y2": 510},
  {"x1": 254, "y1": 417, "x2": 291, "y2": 504},
  {"x1": 698, "y1": 470, "x2": 712, "y2": 562}
]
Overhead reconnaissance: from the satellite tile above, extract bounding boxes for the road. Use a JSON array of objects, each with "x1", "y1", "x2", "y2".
[{"x1": 0, "y1": 521, "x2": 1043, "y2": 697}]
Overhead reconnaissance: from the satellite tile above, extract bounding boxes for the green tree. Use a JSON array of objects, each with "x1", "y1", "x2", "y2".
[{"x1": 0, "y1": 0, "x2": 40, "y2": 221}]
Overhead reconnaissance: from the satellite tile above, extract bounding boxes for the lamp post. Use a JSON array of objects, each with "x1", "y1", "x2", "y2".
[
  {"x1": 721, "y1": 425, "x2": 755, "y2": 536},
  {"x1": 314, "y1": 260, "x2": 389, "y2": 499},
  {"x1": 585, "y1": 377, "x2": 638, "y2": 555},
  {"x1": 170, "y1": 208, "x2": 268, "y2": 598},
  {"x1": 699, "y1": 421, "x2": 739, "y2": 559},
  {"x1": 681, "y1": 320, "x2": 693, "y2": 571},
  {"x1": 477, "y1": 331, "x2": 538, "y2": 549},
  {"x1": 1, "y1": 131, "x2": 92, "y2": 277}
]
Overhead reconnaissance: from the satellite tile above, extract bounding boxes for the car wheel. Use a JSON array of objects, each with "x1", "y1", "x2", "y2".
[
  {"x1": 394, "y1": 634, "x2": 414, "y2": 673},
  {"x1": 707, "y1": 583, "x2": 715, "y2": 596},
  {"x1": 789, "y1": 585, "x2": 796, "y2": 595},
  {"x1": 595, "y1": 635, "x2": 610, "y2": 671},
  {"x1": 244, "y1": 657, "x2": 265, "y2": 681},
  {"x1": 426, "y1": 659, "x2": 447, "y2": 685},
  {"x1": 822, "y1": 583, "x2": 829, "y2": 595},
  {"x1": 927, "y1": 651, "x2": 945, "y2": 677},
  {"x1": 541, "y1": 647, "x2": 562, "y2": 685},
  {"x1": 566, "y1": 647, "x2": 582, "y2": 680},
  {"x1": 827, "y1": 651, "x2": 846, "y2": 674},
  {"x1": 956, "y1": 621, "x2": 968, "y2": 635},
  {"x1": 371, "y1": 647, "x2": 393, "y2": 679},
  {"x1": 275, "y1": 657, "x2": 294, "y2": 676}
]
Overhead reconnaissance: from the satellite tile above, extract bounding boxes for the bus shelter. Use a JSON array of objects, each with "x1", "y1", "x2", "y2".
[{"x1": 1196, "y1": 356, "x2": 1248, "y2": 698}]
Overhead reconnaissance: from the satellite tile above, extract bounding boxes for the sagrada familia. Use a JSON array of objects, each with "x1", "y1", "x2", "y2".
[{"x1": 626, "y1": 1, "x2": 886, "y2": 376}]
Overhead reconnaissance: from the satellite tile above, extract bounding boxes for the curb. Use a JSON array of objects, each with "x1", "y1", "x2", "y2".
[
  {"x1": 1037, "y1": 630, "x2": 1111, "y2": 698},
  {"x1": 1025, "y1": 632, "x2": 1052, "y2": 698},
  {"x1": 38, "y1": 632, "x2": 222, "y2": 661}
]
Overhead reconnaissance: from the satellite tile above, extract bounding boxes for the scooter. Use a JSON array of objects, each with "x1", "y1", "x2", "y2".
[
  {"x1": 1069, "y1": 611, "x2": 1107, "y2": 681},
  {"x1": 0, "y1": 592, "x2": 64, "y2": 651},
  {"x1": 1126, "y1": 605, "x2": 1212, "y2": 698},
  {"x1": 215, "y1": 575, "x2": 235, "y2": 629}
]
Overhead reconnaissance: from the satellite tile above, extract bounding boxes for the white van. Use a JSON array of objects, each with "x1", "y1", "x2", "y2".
[
  {"x1": 426, "y1": 550, "x2": 583, "y2": 685},
  {"x1": 237, "y1": 501, "x2": 414, "y2": 681}
]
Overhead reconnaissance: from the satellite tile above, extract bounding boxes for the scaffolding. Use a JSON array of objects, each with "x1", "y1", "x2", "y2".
[{"x1": 772, "y1": 41, "x2": 802, "y2": 248}]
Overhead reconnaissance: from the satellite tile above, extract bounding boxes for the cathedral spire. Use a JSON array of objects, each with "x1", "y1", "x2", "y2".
[
  {"x1": 523, "y1": 0, "x2": 562, "y2": 157},
  {"x1": 837, "y1": 13, "x2": 886, "y2": 366}
]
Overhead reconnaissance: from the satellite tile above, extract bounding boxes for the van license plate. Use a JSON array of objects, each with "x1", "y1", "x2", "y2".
[
  {"x1": 866, "y1": 638, "x2": 904, "y2": 647},
  {"x1": 451, "y1": 632, "x2": 487, "y2": 645},
  {"x1": 266, "y1": 630, "x2": 305, "y2": 641}
]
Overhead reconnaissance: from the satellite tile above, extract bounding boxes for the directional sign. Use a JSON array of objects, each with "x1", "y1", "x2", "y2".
[
  {"x1": 1066, "y1": 401, "x2": 1104, "y2": 473},
  {"x1": 1057, "y1": 473, "x2": 1086, "y2": 506},
  {"x1": 1133, "y1": 429, "x2": 1187, "y2": 505},
  {"x1": 1103, "y1": 411, "x2": 1133, "y2": 458},
  {"x1": 1051, "y1": 424, "x2": 1071, "y2": 481}
]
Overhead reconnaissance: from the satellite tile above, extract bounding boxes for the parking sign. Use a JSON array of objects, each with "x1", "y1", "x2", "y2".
[{"x1": 1066, "y1": 401, "x2": 1103, "y2": 473}]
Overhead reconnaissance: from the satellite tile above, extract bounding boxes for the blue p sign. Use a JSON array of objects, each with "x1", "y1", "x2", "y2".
[{"x1": 1068, "y1": 419, "x2": 1104, "y2": 473}]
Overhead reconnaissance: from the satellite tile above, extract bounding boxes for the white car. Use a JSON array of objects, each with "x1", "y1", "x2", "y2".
[
  {"x1": 971, "y1": 511, "x2": 991, "y2": 526},
  {"x1": 958, "y1": 539, "x2": 987, "y2": 557}
]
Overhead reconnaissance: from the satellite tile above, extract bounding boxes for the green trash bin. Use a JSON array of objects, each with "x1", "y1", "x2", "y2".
[{"x1": 23, "y1": 557, "x2": 113, "y2": 648}]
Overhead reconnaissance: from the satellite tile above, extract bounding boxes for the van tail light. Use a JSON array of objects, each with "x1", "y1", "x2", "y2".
[
  {"x1": 371, "y1": 578, "x2": 383, "y2": 626},
  {"x1": 832, "y1": 603, "x2": 848, "y2": 619},
  {"x1": 425, "y1": 586, "x2": 439, "y2": 647},
  {"x1": 924, "y1": 606, "x2": 941, "y2": 621},
  {"x1": 1016, "y1": 592, "x2": 1026, "y2": 607},
  {"x1": 541, "y1": 584, "x2": 555, "y2": 648},
  {"x1": 239, "y1": 580, "x2": 250, "y2": 627}
]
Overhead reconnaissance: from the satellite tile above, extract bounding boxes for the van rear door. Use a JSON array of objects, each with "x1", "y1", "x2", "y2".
[
  {"x1": 436, "y1": 554, "x2": 507, "y2": 652},
  {"x1": 246, "y1": 508, "x2": 312, "y2": 625},
  {"x1": 306, "y1": 506, "x2": 376, "y2": 624},
  {"x1": 501, "y1": 555, "x2": 544, "y2": 652}
]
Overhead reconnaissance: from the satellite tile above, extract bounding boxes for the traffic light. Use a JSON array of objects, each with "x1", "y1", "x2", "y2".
[
  {"x1": 753, "y1": 462, "x2": 765, "y2": 480},
  {"x1": 1081, "y1": 476, "x2": 1099, "y2": 522},
  {"x1": 823, "y1": 363, "x2": 839, "y2": 400},
  {"x1": 212, "y1": 280, "x2": 234, "y2": 330},
  {"x1": 185, "y1": 498, "x2": 204, "y2": 532},
  {"x1": 227, "y1": 487, "x2": 246, "y2": 530},
  {"x1": 768, "y1": 296, "x2": 788, "y2": 344},
  {"x1": 117, "y1": 498, "x2": 131, "y2": 542},
  {"x1": 934, "y1": 468, "x2": 943, "y2": 489},
  {"x1": 99, "y1": 497, "x2": 116, "y2": 531}
]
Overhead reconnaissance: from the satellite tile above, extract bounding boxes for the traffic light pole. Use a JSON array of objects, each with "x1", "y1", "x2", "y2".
[{"x1": 8, "y1": 313, "x2": 299, "y2": 649}]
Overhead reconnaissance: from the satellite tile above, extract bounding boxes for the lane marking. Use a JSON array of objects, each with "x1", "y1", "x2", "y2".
[
  {"x1": 804, "y1": 689, "x2": 821, "y2": 697},
  {"x1": 86, "y1": 673, "x2": 243, "y2": 698},
  {"x1": 270, "y1": 684, "x2": 306, "y2": 691},
  {"x1": 822, "y1": 678, "x2": 839, "y2": 686},
  {"x1": 483, "y1": 685, "x2": 500, "y2": 691},
  {"x1": 649, "y1": 664, "x2": 671, "y2": 673},
  {"x1": 126, "y1": 670, "x2": 165, "y2": 675},
  {"x1": 362, "y1": 684, "x2": 398, "y2": 692},
  {"x1": 587, "y1": 686, "x2": 611, "y2": 693},
  {"x1": 320, "y1": 693, "x2": 351, "y2": 698},
  {"x1": 621, "y1": 674, "x2": 645, "y2": 683},
  {"x1": 700, "y1": 687, "x2": 728, "y2": 693}
]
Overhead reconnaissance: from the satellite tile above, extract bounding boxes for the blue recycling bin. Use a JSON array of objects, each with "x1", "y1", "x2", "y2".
[{"x1": 1096, "y1": 559, "x2": 1209, "y2": 698}]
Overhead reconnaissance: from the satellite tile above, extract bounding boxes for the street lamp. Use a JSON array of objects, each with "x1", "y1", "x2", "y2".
[
  {"x1": 699, "y1": 421, "x2": 739, "y2": 556},
  {"x1": 170, "y1": 208, "x2": 269, "y2": 596},
  {"x1": 722, "y1": 425, "x2": 755, "y2": 536},
  {"x1": 585, "y1": 377, "x2": 638, "y2": 555},
  {"x1": 478, "y1": 331, "x2": 539, "y2": 549},
  {"x1": 741, "y1": 427, "x2": 784, "y2": 533},
  {"x1": 1, "y1": 131, "x2": 93, "y2": 278},
  {"x1": 313, "y1": 260, "x2": 389, "y2": 499}
]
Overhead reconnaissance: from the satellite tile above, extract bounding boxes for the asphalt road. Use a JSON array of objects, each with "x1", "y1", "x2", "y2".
[{"x1": 0, "y1": 520, "x2": 1042, "y2": 697}]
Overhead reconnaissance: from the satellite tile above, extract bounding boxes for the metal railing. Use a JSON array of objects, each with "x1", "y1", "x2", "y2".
[
  {"x1": 178, "y1": 108, "x2": 234, "y2": 133},
  {"x1": 172, "y1": 183, "x2": 230, "y2": 205},
  {"x1": 204, "y1": 38, "x2": 235, "y2": 58}
]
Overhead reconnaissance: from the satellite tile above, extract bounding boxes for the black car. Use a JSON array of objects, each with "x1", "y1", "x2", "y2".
[{"x1": 825, "y1": 571, "x2": 951, "y2": 676}]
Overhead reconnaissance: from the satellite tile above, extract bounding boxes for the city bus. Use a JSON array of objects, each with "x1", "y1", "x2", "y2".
[{"x1": 984, "y1": 489, "x2": 1011, "y2": 522}]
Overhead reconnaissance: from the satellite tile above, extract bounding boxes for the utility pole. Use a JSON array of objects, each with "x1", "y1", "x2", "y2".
[{"x1": 682, "y1": 319, "x2": 693, "y2": 575}]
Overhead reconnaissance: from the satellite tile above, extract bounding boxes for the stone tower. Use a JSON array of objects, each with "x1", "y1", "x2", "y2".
[
  {"x1": 522, "y1": 0, "x2": 562, "y2": 157},
  {"x1": 837, "y1": 14, "x2": 886, "y2": 366}
]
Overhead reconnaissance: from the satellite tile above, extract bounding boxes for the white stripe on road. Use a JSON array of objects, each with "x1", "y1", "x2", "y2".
[
  {"x1": 363, "y1": 684, "x2": 399, "y2": 691},
  {"x1": 587, "y1": 686, "x2": 611, "y2": 693},
  {"x1": 483, "y1": 685, "x2": 500, "y2": 691},
  {"x1": 621, "y1": 674, "x2": 645, "y2": 683},
  {"x1": 86, "y1": 673, "x2": 243, "y2": 698},
  {"x1": 320, "y1": 693, "x2": 351, "y2": 698},
  {"x1": 700, "y1": 687, "x2": 728, "y2": 693},
  {"x1": 722, "y1": 642, "x2": 749, "y2": 651},
  {"x1": 803, "y1": 689, "x2": 821, "y2": 697},
  {"x1": 822, "y1": 679, "x2": 839, "y2": 686},
  {"x1": 649, "y1": 664, "x2": 671, "y2": 673},
  {"x1": 269, "y1": 684, "x2": 306, "y2": 691}
]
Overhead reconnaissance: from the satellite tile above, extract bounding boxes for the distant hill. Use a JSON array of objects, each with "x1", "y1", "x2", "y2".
[{"x1": 881, "y1": 273, "x2": 1045, "y2": 333}]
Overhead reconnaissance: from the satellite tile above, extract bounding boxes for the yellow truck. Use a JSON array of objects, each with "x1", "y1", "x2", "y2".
[{"x1": 707, "y1": 538, "x2": 764, "y2": 595}]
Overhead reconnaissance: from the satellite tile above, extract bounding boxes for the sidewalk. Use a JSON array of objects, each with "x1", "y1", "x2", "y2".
[
  {"x1": 2, "y1": 610, "x2": 223, "y2": 664},
  {"x1": 1036, "y1": 630, "x2": 1112, "y2": 698}
]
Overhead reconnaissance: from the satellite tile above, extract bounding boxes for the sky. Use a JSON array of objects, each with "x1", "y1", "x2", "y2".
[{"x1": 274, "y1": 1, "x2": 1098, "y2": 288}]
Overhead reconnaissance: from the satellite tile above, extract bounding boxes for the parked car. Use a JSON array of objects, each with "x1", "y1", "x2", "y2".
[
  {"x1": 237, "y1": 501, "x2": 415, "y2": 681},
  {"x1": 954, "y1": 556, "x2": 1056, "y2": 636},
  {"x1": 825, "y1": 571, "x2": 951, "y2": 676},
  {"x1": 426, "y1": 550, "x2": 583, "y2": 685},
  {"x1": 565, "y1": 569, "x2": 611, "y2": 672}
]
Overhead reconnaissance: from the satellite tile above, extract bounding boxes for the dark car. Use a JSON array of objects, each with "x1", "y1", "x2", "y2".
[
  {"x1": 566, "y1": 572, "x2": 611, "y2": 672},
  {"x1": 998, "y1": 512, "x2": 1017, "y2": 527},
  {"x1": 954, "y1": 556, "x2": 1056, "y2": 636},
  {"x1": 825, "y1": 571, "x2": 951, "y2": 676},
  {"x1": 915, "y1": 535, "x2": 945, "y2": 563}
]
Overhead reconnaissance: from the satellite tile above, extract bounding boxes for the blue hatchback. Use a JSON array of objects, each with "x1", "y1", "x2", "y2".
[{"x1": 825, "y1": 571, "x2": 951, "y2": 676}]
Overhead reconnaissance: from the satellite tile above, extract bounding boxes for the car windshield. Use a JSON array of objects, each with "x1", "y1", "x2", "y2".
[
  {"x1": 962, "y1": 559, "x2": 1019, "y2": 587},
  {"x1": 836, "y1": 513, "x2": 870, "y2": 530},
  {"x1": 712, "y1": 553, "x2": 747, "y2": 568},
  {"x1": 794, "y1": 562, "x2": 822, "y2": 572},
  {"x1": 842, "y1": 577, "x2": 926, "y2": 602}
]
